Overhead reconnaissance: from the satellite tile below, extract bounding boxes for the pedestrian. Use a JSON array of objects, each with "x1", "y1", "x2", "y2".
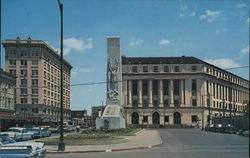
[{"x1": 76, "y1": 125, "x2": 80, "y2": 132}]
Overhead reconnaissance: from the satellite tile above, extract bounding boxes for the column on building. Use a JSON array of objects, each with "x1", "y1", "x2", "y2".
[
  {"x1": 123, "y1": 79, "x2": 128, "y2": 106},
  {"x1": 169, "y1": 80, "x2": 174, "y2": 107},
  {"x1": 180, "y1": 79, "x2": 185, "y2": 106},
  {"x1": 128, "y1": 80, "x2": 132, "y2": 107},
  {"x1": 185, "y1": 79, "x2": 191, "y2": 107},
  {"x1": 197, "y1": 79, "x2": 202, "y2": 107},
  {"x1": 159, "y1": 80, "x2": 163, "y2": 107},
  {"x1": 138, "y1": 80, "x2": 143, "y2": 107},
  {"x1": 148, "y1": 80, "x2": 153, "y2": 107},
  {"x1": 203, "y1": 80, "x2": 207, "y2": 107}
]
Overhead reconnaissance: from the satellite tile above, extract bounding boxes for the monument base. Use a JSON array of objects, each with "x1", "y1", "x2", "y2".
[
  {"x1": 95, "y1": 104, "x2": 125, "y2": 129},
  {"x1": 96, "y1": 117, "x2": 125, "y2": 130}
]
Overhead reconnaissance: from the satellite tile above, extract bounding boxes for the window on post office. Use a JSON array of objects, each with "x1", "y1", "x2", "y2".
[
  {"x1": 191, "y1": 66, "x2": 197, "y2": 72},
  {"x1": 174, "y1": 66, "x2": 180, "y2": 72},
  {"x1": 164, "y1": 116, "x2": 169, "y2": 122},
  {"x1": 192, "y1": 99, "x2": 197, "y2": 106},
  {"x1": 142, "y1": 66, "x2": 148, "y2": 72},
  {"x1": 143, "y1": 116, "x2": 148, "y2": 122},
  {"x1": 192, "y1": 115, "x2": 198, "y2": 122},
  {"x1": 132, "y1": 66, "x2": 137, "y2": 72},
  {"x1": 164, "y1": 66, "x2": 169, "y2": 72},
  {"x1": 153, "y1": 66, "x2": 158, "y2": 72}
]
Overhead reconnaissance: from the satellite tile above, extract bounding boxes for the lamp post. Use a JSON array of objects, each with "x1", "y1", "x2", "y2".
[{"x1": 57, "y1": 0, "x2": 65, "y2": 151}]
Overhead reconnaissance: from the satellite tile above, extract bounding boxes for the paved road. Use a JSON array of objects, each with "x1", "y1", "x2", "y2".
[{"x1": 46, "y1": 129, "x2": 249, "y2": 158}]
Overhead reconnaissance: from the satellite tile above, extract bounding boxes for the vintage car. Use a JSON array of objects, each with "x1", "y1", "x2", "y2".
[
  {"x1": 31, "y1": 127, "x2": 51, "y2": 138},
  {"x1": 0, "y1": 127, "x2": 34, "y2": 141},
  {"x1": 0, "y1": 135, "x2": 46, "y2": 158}
]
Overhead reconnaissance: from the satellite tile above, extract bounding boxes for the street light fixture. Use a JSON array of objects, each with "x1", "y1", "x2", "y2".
[{"x1": 57, "y1": 0, "x2": 65, "y2": 151}]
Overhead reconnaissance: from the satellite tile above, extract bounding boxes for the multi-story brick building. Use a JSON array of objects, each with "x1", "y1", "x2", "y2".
[
  {"x1": 122, "y1": 56, "x2": 249, "y2": 128},
  {"x1": 3, "y1": 37, "x2": 72, "y2": 122}
]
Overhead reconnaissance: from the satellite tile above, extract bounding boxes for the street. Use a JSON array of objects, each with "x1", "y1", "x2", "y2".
[{"x1": 46, "y1": 129, "x2": 249, "y2": 158}]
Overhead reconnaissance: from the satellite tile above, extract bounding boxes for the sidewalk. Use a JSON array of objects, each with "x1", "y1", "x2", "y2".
[{"x1": 46, "y1": 129, "x2": 163, "y2": 154}]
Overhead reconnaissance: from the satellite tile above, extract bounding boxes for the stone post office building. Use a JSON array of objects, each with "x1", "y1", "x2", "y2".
[{"x1": 122, "y1": 56, "x2": 249, "y2": 128}]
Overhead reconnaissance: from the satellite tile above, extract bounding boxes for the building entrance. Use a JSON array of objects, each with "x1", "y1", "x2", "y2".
[
  {"x1": 152, "y1": 112, "x2": 160, "y2": 124},
  {"x1": 131, "y1": 112, "x2": 139, "y2": 124},
  {"x1": 173, "y1": 112, "x2": 181, "y2": 124}
]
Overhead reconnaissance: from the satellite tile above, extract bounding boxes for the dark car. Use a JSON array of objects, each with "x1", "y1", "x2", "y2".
[
  {"x1": 222, "y1": 124, "x2": 234, "y2": 134},
  {"x1": 214, "y1": 124, "x2": 223, "y2": 132},
  {"x1": 205, "y1": 124, "x2": 216, "y2": 132}
]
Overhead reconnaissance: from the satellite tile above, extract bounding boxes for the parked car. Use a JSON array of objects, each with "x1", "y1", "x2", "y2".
[
  {"x1": 241, "y1": 130, "x2": 249, "y2": 137},
  {"x1": 214, "y1": 124, "x2": 223, "y2": 132},
  {"x1": 47, "y1": 125, "x2": 59, "y2": 133},
  {"x1": 0, "y1": 127, "x2": 34, "y2": 141},
  {"x1": 0, "y1": 135, "x2": 46, "y2": 158},
  {"x1": 222, "y1": 124, "x2": 234, "y2": 134},
  {"x1": 205, "y1": 124, "x2": 215, "y2": 132},
  {"x1": 29, "y1": 127, "x2": 51, "y2": 138},
  {"x1": 27, "y1": 127, "x2": 42, "y2": 139},
  {"x1": 68, "y1": 125, "x2": 76, "y2": 132}
]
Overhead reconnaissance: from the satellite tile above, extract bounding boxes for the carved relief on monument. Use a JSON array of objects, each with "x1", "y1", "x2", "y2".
[{"x1": 107, "y1": 57, "x2": 120, "y2": 101}]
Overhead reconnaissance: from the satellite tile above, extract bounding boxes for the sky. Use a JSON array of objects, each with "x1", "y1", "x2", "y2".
[{"x1": 1, "y1": 0, "x2": 249, "y2": 114}]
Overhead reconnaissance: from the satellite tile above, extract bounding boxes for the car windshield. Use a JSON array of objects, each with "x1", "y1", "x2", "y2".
[{"x1": 7, "y1": 129, "x2": 20, "y2": 133}]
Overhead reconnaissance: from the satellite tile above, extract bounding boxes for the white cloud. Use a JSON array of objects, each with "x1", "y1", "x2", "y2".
[
  {"x1": 129, "y1": 37, "x2": 143, "y2": 46},
  {"x1": 87, "y1": 88, "x2": 93, "y2": 92},
  {"x1": 247, "y1": 18, "x2": 250, "y2": 23},
  {"x1": 71, "y1": 67, "x2": 95, "y2": 76},
  {"x1": 240, "y1": 45, "x2": 249, "y2": 55},
  {"x1": 179, "y1": 5, "x2": 196, "y2": 18},
  {"x1": 205, "y1": 58, "x2": 240, "y2": 69},
  {"x1": 63, "y1": 37, "x2": 94, "y2": 55},
  {"x1": 215, "y1": 28, "x2": 226, "y2": 34},
  {"x1": 236, "y1": 3, "x2": 247, "y2": 8},
  {"x1": 159, "y1": 39, "x2": 172, "y2": 46},
  {"x1": 199, "y1": 10, "x2": 222, "y2": 23},
  {"x1": 79, "y1": 67, "x2": 95, "y2": 73}
]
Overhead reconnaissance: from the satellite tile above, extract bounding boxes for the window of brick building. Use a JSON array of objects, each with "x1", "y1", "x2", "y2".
[{"x1": 20, "y1": 60, "x2": 27, "y2": 66}]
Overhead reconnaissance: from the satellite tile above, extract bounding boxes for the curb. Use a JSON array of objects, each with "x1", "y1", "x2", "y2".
[
  {"x1": 47, "y1": 130, "x2": 163, "y2": 154},
  {"x1": 47, "y1": 142, "x2": 163, "y2": 154}
]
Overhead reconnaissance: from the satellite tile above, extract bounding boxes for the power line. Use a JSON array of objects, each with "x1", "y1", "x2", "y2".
[{"x1": 0, "y1": 65, "x2": 248, "y2": 91}]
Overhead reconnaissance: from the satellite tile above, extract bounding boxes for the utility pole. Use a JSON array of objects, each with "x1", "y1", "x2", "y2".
[
  {"x1": 201, "y1": 95, "x2": 204, "y2": 130},
  {"x1": 0, "y1": 0, "x2": 2, "y2": 69},
  {"x1": 208, "y1": 93, "x2": 211, "y2": 124},
  {"x1": 57, "y1": 0, "x2": 65, "y2": 151}
]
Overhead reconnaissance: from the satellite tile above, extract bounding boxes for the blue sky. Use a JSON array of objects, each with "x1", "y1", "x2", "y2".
[{"x1": 2, "y1": 0, "x2": 249, "y2": 114}]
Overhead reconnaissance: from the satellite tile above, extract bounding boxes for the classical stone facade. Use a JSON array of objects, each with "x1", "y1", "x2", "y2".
[
  {"x1": 3, "y1": 37, "x2": 72, "y2": 122},
  {"x1": 0, "y1": 68, "x2": 15, "y2": 114},
  {"x1": 122, "y1": 56, "x2": 249, "y2": 128},
  {"x1": 0, "y1": 69, "x2": 16, "y2": 131}
]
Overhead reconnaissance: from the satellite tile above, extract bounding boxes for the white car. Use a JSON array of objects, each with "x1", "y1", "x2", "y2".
[
  {"x1": 0, "y1": 127, "x2": 34, "y2": 141},
  {"x1": 0, "y1": 135, "x2": 46, "y2": 158}
]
